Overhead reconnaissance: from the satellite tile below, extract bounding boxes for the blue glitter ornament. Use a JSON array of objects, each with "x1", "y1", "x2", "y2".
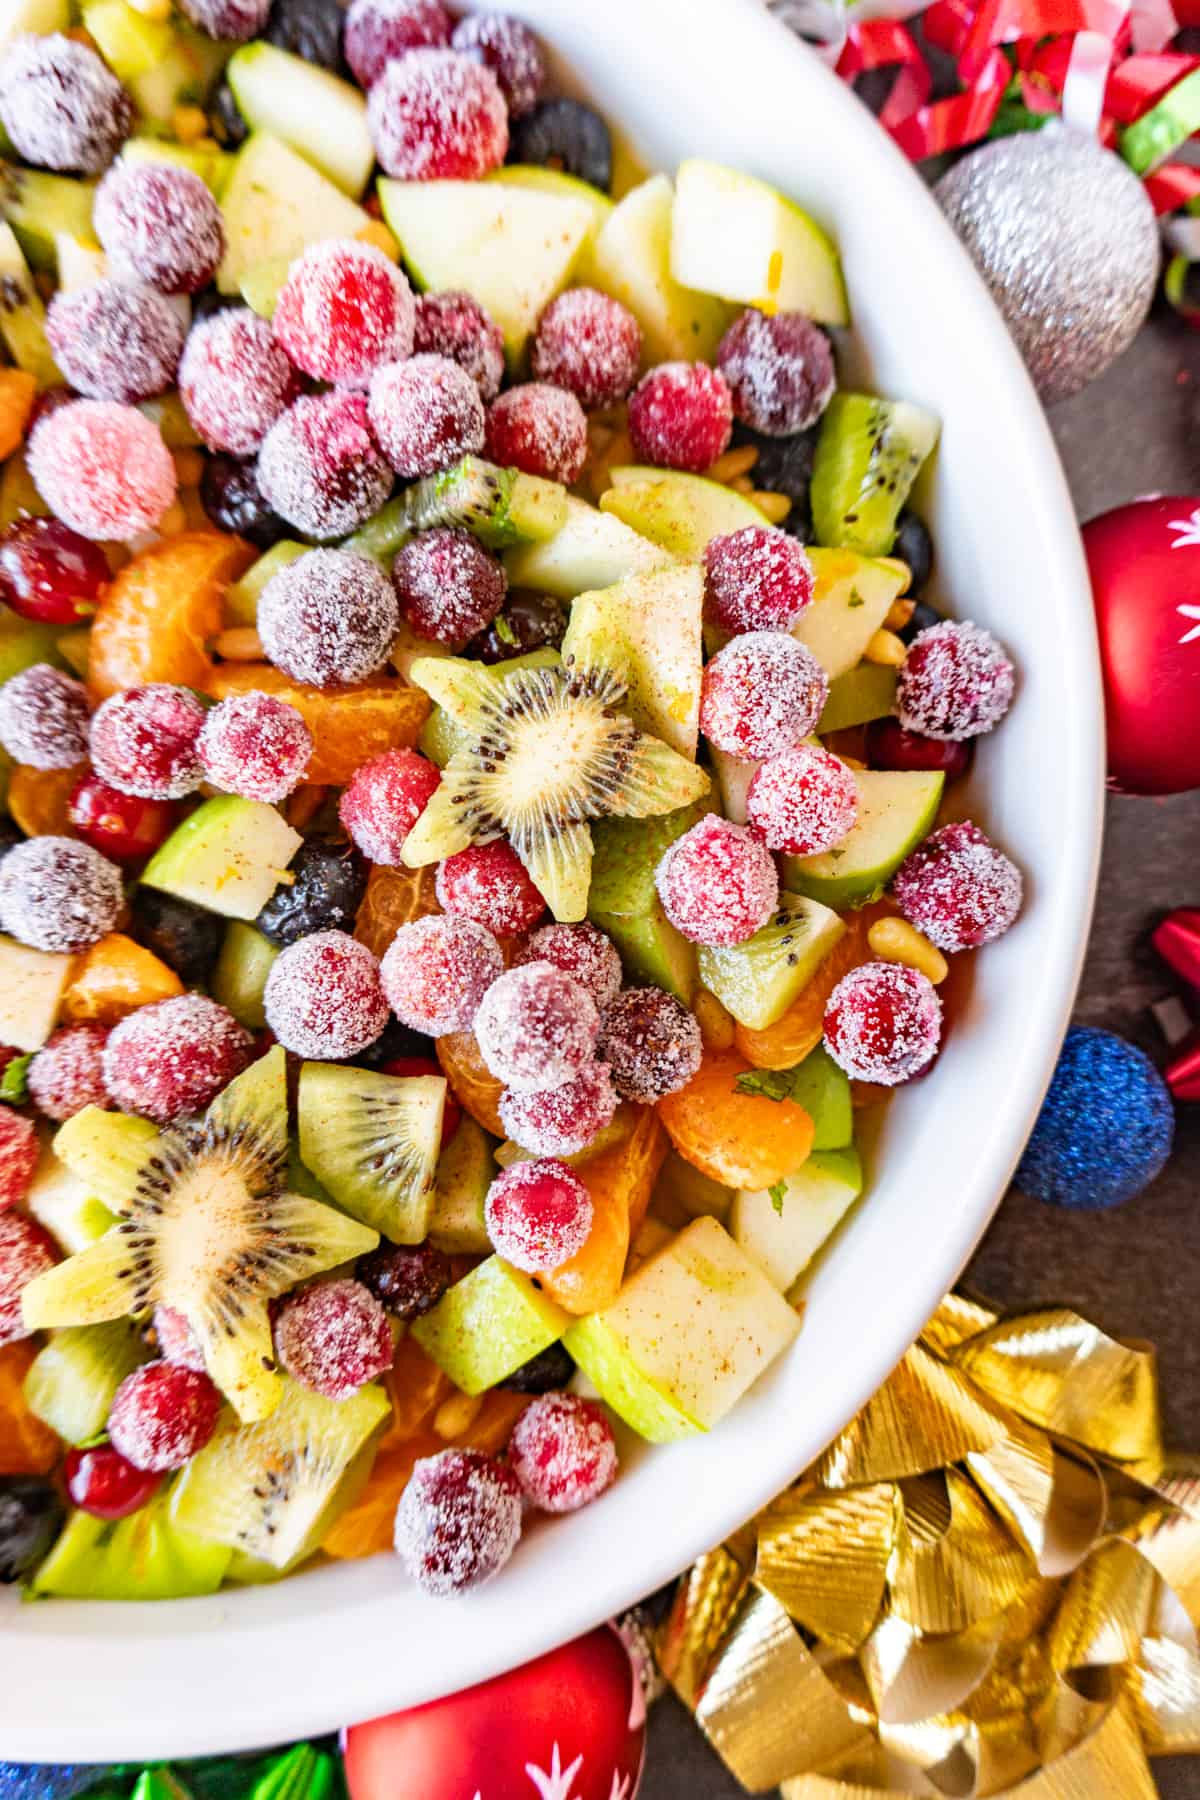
[
  {"x1": 1015, "y1": 1026, "x2": 1175, "y2": 1209},
  {"x1": 0, "y1": 1767, "x2": 101, "y2": 1800}
]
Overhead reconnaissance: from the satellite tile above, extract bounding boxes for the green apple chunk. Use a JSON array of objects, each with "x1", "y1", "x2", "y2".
[
  {"x1": 783, "y1": 769, "x2": 944, "y2": 907},
  {"x1": 564, "y1": 1216, "x2": 801, "y2": 1442},
  {"x1": 141, "y1": 795, "x2": 303, "y2": 922},
  {"x1": 297, "y1": 1062, "x2": 445, "y2": 1244},
  {"x1": 0, "y1": 606, "x2": 64, "y2": 685},
  {"x1": 0, "y1": 165, "x2": 95, "y2": 273},
  {"x1": 24, "y1": 1146, "x2": 117, "y2": 1254},
  {"x1": 710, "y1": 745, "x2": 758, "y2": 826},
  {"x1": 80, "y1": 0, "x2": 172, "y2": 82},
  {"x1": 588, "y1": 802, "x2": 709, "y2": 1004},
  {"x1": 670, "y1": 158, "x2": 848, "y2": 326},
  {"x1": 218, "y1": 134, "x2": 369, "y2": 295},
  {"x1": 31, "y1": 1485, "x2": 232, "y2": 1600},
  {"x1": 487, "y1": 163, "x2": 612, "y2": 283},
  {"x1": 586, "y1": 173, "x2": 733, "y2": 365},
  {"x1": 0, "y1": 0, "x2": 66, "y2": 49},
  {"x1": 504, "y1": 494, "x2": 676, "y2": 598},
  {"x1": 0, "y1": 934, "x2": 73, "y2": 1051},
  {"x1": 379, "y1": 177, "x2": 594, "y2": 363},
  {"x1": 412, "y1": 1256, "x2": 570, "y2": 1395},
  {"x1": 120, "y1": 135, "x2": 232, "y2": 195},
  {"x1": 227, "y1": 43, "x2": 372, "y2": 195},
  {"x1": 212, "y1": 921, "x2": 279, "y2": 1030},
  {"x1": 818, "y1": 663, "x2": 899, "y2": 734},
  {"x1": 731, "y1": 1147, "x2": 863, "y2": 1294},
  {"x1": 652, "y1": 1149, "x2": 732, "y2": 1225},
  {"x1": 600, "y1": 465, "x2": 767, "y2": 557},
  {"x1": 562, "y1": 563, "x2": 704, "y2": 758},
  {"x1": 24, "y1": 1320, "x2": 144, "y2": 1446},
  {"x1": 794, "y1": 548, "x2": 909, "y2": 678},
  {"x1": 0, "y1": 223, "x2": 61, "y2": 386},
  {"x1": 811, "y1": 395, "x2": 940, "y2": 556},
  {"x1": 427, "y1": 1115, "x2": 495, "y2": 1255},
  {"x1": 224, "y1": 540, "x2": 307, "y2": 627},
  {"x1": 698, "y1": 894, "x2": 845, "y2": 1031}
]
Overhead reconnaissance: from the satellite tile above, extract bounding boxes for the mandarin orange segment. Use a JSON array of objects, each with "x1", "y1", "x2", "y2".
[
  {"x1": 0, "y1": 1341, "x2": 61, "y2": 1476},
  {"x1": 62, "y1": 932, "x2": 184, "y2": 1025},
  {"x1": 541, "y1": 1105, "x2": 667, "y2": 1315},
  {"x1": 205, "y1": 663, "x2": 431, "y2": 786},
  {"x1": 0, "y1": 368, "x2": 37, "y2": 462},
  {"x1": 436, "y1": 1030, "x2": 505, "y2": 1137},
  {"x1": 734, "y1": 906, "x2": 886, "y2": 1071},
  {"x1": 7, "y1": 763, "x2": 83, "y2": 838},
  {"x1": 657, "y1": 1047, "x2": 814, "y2": 1189},
  {"x1": 380, "y1": 1335, "x2": 452, "y2": 1450},
  {"x1": 87, "y1": 531, "x2": 254, "y2": 701},
  {"x1": 355, "y1": 863, "x2": 440, "y2": 961}
]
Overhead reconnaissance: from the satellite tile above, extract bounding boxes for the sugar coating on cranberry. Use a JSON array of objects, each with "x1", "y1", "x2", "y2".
[
  {"x1": 0, "y1": 663, "x2": 90, "y2": 770},
  {"x1": 498, "y1": 1061, "x2": 618, "y2": 1158},
  {"x1": 474, "y1": 961, "x2": 600, "y2": 1093},
  {"x1": 0, "y1": 1108, "x2": 38, "y2": 1210},
  {"x1": 196, "y1": 691, "x2": 313, "y2": 805},
  {"x1": 107, "y1": 1360, "x2": 220, "y2": 1472},
  {"x1": 747, "y1": 744, "x2": 858, "y2": 855},
  {"x1": 103, "y1": 995, "x2": 253, "y2": 1123},
  {"x1": 340, "y1": 748, "x2": 441, "y2": 864},
  {"x1": 29, "y1": 400, "x2": 176, "y2": 541},
  {"x1": 178, "y1": 0, "x2": 270, "y2": 38},
  {"x1": 484, "y1": 1158, "x2": 592, "y2": 1273},
  {"x1": 516, "y1": 922, "x2": 623, "y2": 1011},
  {"x1": 273, "y1": 1278, "x2": 393, "y2": 1400},
  {"x1": 394, "y1": 1446, "x2": 522, "y2": 1596},
  {"x1": 412, "y1": 290, "x2": 505, "y2": 401},
  {"x1": 897, "y1": 621, "x2": 1015, "y2": 742},
  {"x1": 344, "y1": 0, "x2": 451, "y2": 89},
  {"x1": 368, "y1": 354, "x2": 485, "y2": 478},
  {"x1": 380, "y1": 914, "x2": 503, "y2": 1036},
  {"x1": 656, "y1": 815, "x2": 779, "y2": 948},
  {"x1": 435, "y1": 839, "x2": 545, "y2": 937},
  {"x1": 700, "y1": 631, "x2": 828, "y2": 761},
  {"x1": 599, "y1": 987, "x2": 703, "y2": 1104},
  {"x1": 628, "y1": 361, "x2": 733, "y2": 473},
  {"x1": 0, "y1": 1209, "x2": 56, "y2": 1345},
  {"x1": 0, "y1": 836, "x2": 123, "y2": 954},
  {"x1": 273, "y1": 240, "x2": 415, "y2": 388},
  {"x1": 28, "y1": 1023, "x2": 110, "y2": 1123},
  {"x1": 258, "y1": 547, "x2": 400, "y2": 688},
  {"x1": 154, "y1": 1304, "x2": 206, "y2": 1373},
  {"x1": 0, "y1": 34, "x2": 131, "y2": 174},
  {"x1": 46, "y1": 280, "x2": 184, "y2": 405},
  {"x1": 891, "y1": 820, "x2": 1023, "y2": 953},
  {"x1": 367, "y1": 48, "x2": 508, "y2": 181},
  {"x1": 264, "y1": 930, "x2": 388, "y2": 1060},
  {"x1": 89, "y1": 683, "x2": 205, "y2": 801},
  {"x1": 257, "y1": 391, "x2": 394, "y2": 541},
  {"x1": 716, "y1": 308, "x2": 836, "y2": 436},
  {"x1": 94, "y1": 161, "x2": 224, "y2": 296},
  {"x1": 450, "y1": 12, "x2": 544, "y2": 116},
  {"x1": 824, "y1": 961, "x2": 942, "y2": 1085},
  {"x1": 179, "y1": 309, "x2": 300, "y2": 457},
  {"x1": 485, "y1": 383, "x2": 587, "y2": 485},
  {"x1": 392, "y1": 526, "x2": 506, "y2": 648},
  {"x1": 705, "y1": 527, "x2": 815, "y2": 634},
  {"x1": 531, "y1": 289, "x2": 642, "y2": 411},
  {"x1": 509, "y1": 1391, "x2": 617, "y2": 1513}
]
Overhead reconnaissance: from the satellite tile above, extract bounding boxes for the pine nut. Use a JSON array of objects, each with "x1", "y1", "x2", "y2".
[
  {"x1": 867, "y1": 916, "x2": 948, "y2": 985},
  {"x1": 355, "y1": 220, "x2": 400, "y2": 260},
  {"x1": 213, "y1": 627, "x2": 263, "y2": 661},
  {"x1": 694, "y1": 989, "x2": 736, "y2": 1051},
  {"x1": 171, "y1": 104, "x2": 208, "y2": 141},
  {"x1": 707, "y1": 444, "x2": 759, "y2": 483},
  {"x1": 885, "y1": 597, "x2": 916, "y2": 632},
  {"x1": 864, "y1": 628, "x2": 908, "y2": 667},
  {"x1": 172, "y1": 449, "x2": 205, "y2": 489},
  {"x1": 286, "y1": 785, "x2": 326, "y2": 831},
  {"x1": 750, "y1": 491, "x2": 792, "y2": 524},
  {"x1": 434, "y1": 1391, "x2": 484, "y2": 1440}
]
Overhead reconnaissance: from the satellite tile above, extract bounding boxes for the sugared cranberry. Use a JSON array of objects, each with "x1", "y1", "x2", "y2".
[
  {"x1": 0, "y1": 1108, "x2": 38, "y2": 1208},
  {"x1": 28, "y1": 400, "x2": 176, "y2": 542},
  {"x1": 516, "y1": 922, "x2": 622, "y2": 1010},
  {"x1": 200, "y1": 454, "x2": 288, "y2": 548},
  {"x1": 474, "y1": 961, "x2": 599, "y2": 1093},
  {"x1": 154, "y1": 1304, "x2": 206, "y2": 1372},
  {"x1": 178, "y1": 0, "x2": 270, "y2": 38},
  {"x1": 746, "y1": 744, "x2": 858, "y2": 855},
  {"x1": 367, "y1": 48, "x2": 508, "y2": 180},
  {"x1": 196, "y1": 691, "x2": 313, "y2": 804},
  {"x1": 0, "y1": 516, "x2": 110, "y2": 625},
  {"x1": 368, "y1": 354, "x2": 485, "y2": 478},
  {"x1": 435, "y1": 839, "x2": 545, "y2": 937},
  {"x1": 64, "y1": 1444, "x2": 162, "y2": 1519},
  {"x1": 412, "y1": 290, "x2": 504, "y2": 401},
  {"x1": 0, "y1": 664, "x2": 89, "y2": 770},
  {"x1": 656, "y1": 815, "x2": 778, "y2": 947},
  {"x1": 628, "y1": 361, "x2": 733, "y2": 473},
  {"x1": 484, "y1": 383, "x2": 587, "y2": 485},
  {"x1": 358, "y1": 1237, "x2": 453, "y2": 1317},
  {"x1": 69, "y1": 773, "x2": 177, "y2": 865},
  {"x1": 103, "y1": 996, "x2": 252, "y2": 1124},
  {"x1": 340, "y1": 748, "x2": 441, "y2": 864},
  {"x1": 394, "y1": 1446, "x2": 522, "y2": 1595},
  {"x1": 700, "y1": 631, "x2": 827, "y2": 761},
  {"x1": 0, "y1": 34, "x2": 131, "y2": 174},
  {"x1": 27, "y1": 1023, "x2": 110, "y2": 1122},
  {"x1": 258, "y1": 547, "x2": 400, "y2": 687},
  {"x1": 256, "y1": 391, "x2": 394, "y2": 540},
  {"x1": 508, "y1": 1391, "x2": 617, "y2": 1513},
  {"x1": 891, "y1": 820, "x2": 1023, "y2": 953},
  {"x1": 264, "y1": 930, "x2": 388, "y2": 1060},
  {"x1": 179, "y1": 309, "x2": 300, "y2": 457},
  {"x1": 273, "y1": 240, "x2": 415, "y2": 388},
  {"x1": 823, "y1": 961, "x2": 942, "y2": 1085},
  {"x1": 392, "y1": 526, "x2": 506, "y2": 647},
  {"x1": 484, "y1": 1158, "x2": 592, "y2": 1273},
  {"x1": 107, "y1": 1360, "x2": 220, "y2": 1472},
  {"x1": 704, "y1": 526, "x2": 814, "y2": 634},
  {"x1": 468, "y1": 590, "x2": 565, "y2": 663},
  {"x1": 0, "y1": 836, "x2": 123, "y2": 954},
  {"x1": 89, "y1": 683, "x2": 205, "y2": 801},
  {"x1": 93, "y1": 161, "x2": 224, "y2": 296},
  {"x1": 531, "y1": 289, "x2": 641, "y2": 410},
  {"x1": 599, "y1": 987, "x2": 703, "y2": 1103},
  {"x1": 344, "y1": 0, "x2": 451, "y2": 88},
  {"x1": 450, "y1": 12, "x2": 544, "y2": 116},
  {"x1": 273, "y1": 1279, "x2": 393, "y2": 1401},
  {"x1": 0, "y1": 1210, "x2": 56, "y2": 1344},
  {"x1": 865, "y1": 716, "x2": 972, "y2": 780},
  {"x1": 45, "y1": 280, "x2": 184, "y2": 405},
  {"x1": 378, "y1": 1054, "x2": 462, "y2": 1146},
  {"x1": 716, "y1": 309, "x2": 836, "y2": 436},
  {"x1": 498, "y1": 1062, "x2": 618, "y2": 1158},
  {"x1": 896, "y1": 621, "x2": 1015, "y2": 741},
  {"x1": 380, "y1": 915, "x2": 504, "y2": 1036}
]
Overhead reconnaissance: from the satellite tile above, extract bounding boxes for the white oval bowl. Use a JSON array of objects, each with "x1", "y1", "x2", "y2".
[{"x1": 0, "y1": 0, "x2": 1103, "y2": 1761}]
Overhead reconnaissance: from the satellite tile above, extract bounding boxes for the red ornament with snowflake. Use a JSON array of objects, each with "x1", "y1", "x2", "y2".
[{"x1": 342, "y1": 1623, "x2": 645, "y2": 1800}]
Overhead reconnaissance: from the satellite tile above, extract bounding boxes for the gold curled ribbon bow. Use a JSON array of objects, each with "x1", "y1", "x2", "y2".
[{"x1": 656, "y1": 1295, "x2": 1200, "y2": 1798}]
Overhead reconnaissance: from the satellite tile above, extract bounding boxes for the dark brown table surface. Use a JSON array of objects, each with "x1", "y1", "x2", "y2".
[{"x1": 641, "y1": 299, "x2": 1200, "y2": 1800}]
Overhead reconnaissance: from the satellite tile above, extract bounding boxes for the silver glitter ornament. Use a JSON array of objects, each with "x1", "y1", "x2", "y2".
[{"x1": 935, "y1": 127, "x2": 1160, "y2": 404}]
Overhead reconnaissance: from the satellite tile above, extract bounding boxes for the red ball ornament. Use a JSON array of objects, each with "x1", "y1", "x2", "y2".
[
  {"x1": 1084, "y1": 495, "x2": 1200, "y2": 796},
  {"x1": 343, "y1": 1624, "x2": 646, "y2": 1800}
]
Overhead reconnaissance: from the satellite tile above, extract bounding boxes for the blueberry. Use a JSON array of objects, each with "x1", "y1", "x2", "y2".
[
  {"x1": 893, "y1": 511, "x2": 934, "y2": 595},
  {"x1": 200, "y1": 456, "x2": 288, "y2": 550},
  {"x1": 467, "y1": 591, "x2": 566, "y2": 664},
  {"x1": 732, "y1": 421, "x2": 818, "y2": 503},
  {"x1": 900, "y1": 600, "x2": 942, "y2": 646},
  {"x1": 357, "y1": 1241, "x2": 452, "y2": 1320},
  {"x1": 255, "y1": 835, "x2": 368, "y2": 947},
  {"x1": 508, "y1": 99, "x2": 612, "y2": 192},
  {"x1": 210, "y1": 81, "x2": 247, "y2": 149},
  {"x1": 130, "y1": 887, "x2": 224, "y2": 987},
  {"x1": 0, "y1": 1476, "x2": 65, "y2": 1584},
  {"x1": 265, "y1": 0, "x2": 343, "y2": 69},
  {"x1": 191, "y1": 288, "x2": 239, "y2": 326},
  {"x1": 501, "y1": 1341, "x2": 576, "y2": 1394}
]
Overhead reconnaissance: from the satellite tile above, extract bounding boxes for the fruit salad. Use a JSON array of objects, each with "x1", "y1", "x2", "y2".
[{"x1": 0, "y1": 0, "x2": 1023, "y2": 1604}]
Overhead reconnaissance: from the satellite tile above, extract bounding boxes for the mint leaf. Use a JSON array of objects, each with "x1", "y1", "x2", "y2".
[
  {"x1": 0, "y1": 1053, "x2": 32, "y2": 1105},
  {"x1": 494, "y1": 614, "x2": 519, "y2": 647},
  {"x1": 734, "y1": 1068, "x2": 795, "y2": 1102},
  {"x1": 768, "y1": 1179, "x2": 787, "y2": 1215}
]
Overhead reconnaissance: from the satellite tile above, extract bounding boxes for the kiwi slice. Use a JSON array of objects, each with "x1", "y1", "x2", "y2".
[
  {"x1": 52, "y1": 1105, "x2": 160, "y2": 1213},
  {"x1": 344, "y1": 455, "x2": 567, "y2": 563},
  {"x1": 170, "y1": 1376, "x2": 389, "y2": 1569},
  {"x1": 30, "y1": 1482, "x2": 232, "y2": 1600},
  {"x1": 403, "y1": 656, "x2": 710, "y2": 921},
  {"x1": 20, "y1": 1048, "x2": 380, "y2": 1423},
  {"x1": 810, "y1": 394, "x2": 940, "y2": 556},
  {"x1": 297, "y1": 1062, "x2": 445, "y2": 1244},
  {"x1": 24, "y1": 1319, "x2": 145, "y2": 1446}
]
